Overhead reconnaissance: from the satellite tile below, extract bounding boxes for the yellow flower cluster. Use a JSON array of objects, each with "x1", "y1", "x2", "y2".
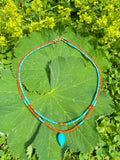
[
  {"x1": 0, "y1": 0, "x2": 119, "y2": 51},
  {"x1": 99, "y1": 19, "x2": 120, "y2": 44},
  {"x1": 26, "y1": 0, "x2": 56, "y2": 32},
  {"x1": 31, "y1": 0, "x2": 43, "y2": 11},
  {"x1": 58, "y1": 5, "x2": 71, "y2": 23},
  {"x1": 0, "y1": 0, "x2": 23, "y2": 42},
  {"x1": 29, "y1": 17, "x2": 55, "y2": 33},
  {"x1": 44, "y1": 17, "x2": 55, "y2": 29},
  {"x1": 27, "y1": 2, "x2": 71, "y2": 32},
  {"x1": 26, "y1": 0, "x2": 43, "y2": 15},
  {"x1": 0, "y1": 36, "x2": 6, "y2": 46},
  {"x1": 82, "y1": 5, "x2": 89, "y2": 11},
  {"x1": 93, "y1": 1, "x2": 99, "y2": 5},
  {"x1": 76, "y1": 0, "x2": 120, "y2": 44},
  {"x1": 29, "y1": 22, "x2": 43, "y2": 33},
  {"x1": 104, "y1": 4, "x2": 114, "y2": 12},
  {"x1": 96, "y1": 15, "x2": 108, "y2": 28},
  {"x1": 72, "y1": 0, "x2": 82, "y2": 8},
  {"x1": 77, "y1": 11, "x2": 92, "y2": 24}
]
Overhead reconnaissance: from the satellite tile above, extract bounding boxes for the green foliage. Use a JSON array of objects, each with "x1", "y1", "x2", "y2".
[
  {"x1": 0, "y1": 29, "x2": 114, "y2": 160},
  {"x1": 0, "y1": 134, "x2": 18, "y2": 160},
  {"x1": 0, "y1": 0, "x2": 23, "y2": 53},
  {"x1": 0, "y1": 0, "x2": 119, "y2": 159},
  {"x1": 26, "y1": 145, "x2": 34, "y2": 159},
  {"x1": 75, "y1": 0, "x2": 120, "y2": 44},
  {"x1": 0, "y1": 136, "x2": 6, "y2": 145},
  {"x1": 1, "y1": 0, "x2": 120, "y2": 64}
]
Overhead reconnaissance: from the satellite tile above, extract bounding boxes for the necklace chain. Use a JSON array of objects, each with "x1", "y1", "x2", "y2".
[{"x1": 17, "y1": 37, "x2": 101, "y2": 134}]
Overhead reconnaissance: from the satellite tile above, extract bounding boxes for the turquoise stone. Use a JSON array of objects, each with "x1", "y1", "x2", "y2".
[{"x1": 58, "y1": 133, "x2": 65, "y2": 147}]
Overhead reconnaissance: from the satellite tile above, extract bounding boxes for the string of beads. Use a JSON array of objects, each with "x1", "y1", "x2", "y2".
[{"x1": 17, "y1": 37, "x2": 101, "y2": 146}]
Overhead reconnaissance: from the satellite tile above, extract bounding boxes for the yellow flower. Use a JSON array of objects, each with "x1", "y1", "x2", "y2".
[
  {"x1": 82, "y1": 12, "x2": 92, "y2": 24},
  {"x1": 73, "y1": 0, "x2": 82, "y2": 8},
  {"x1": 58, "y1": 5, "x2": 63, "y2": 10},
  {"x1": 77, "y1": 10, "x2": 81, "y2": 15},
  {"x1": 29, "y1": 21, "x2": 44, "y2": 32},
  {"x1": 44, "y1": 17, "x2": 55, "y2": 29},
  {"x1": 93, "y1": 1, "x2": 98, "y2": 5},
  {"x1": 58, "y1": 6, "x2": 71, "y2": 23},
  {"x1": 96, "y1": 15, "x2": 108, "y2": 28},
  {"x1": 82, "y1": 5, "x2": 89, "y2": 11},
  {"x1": 0, "y1": 36, "x2": 6, "y2": 46},
  {"x1": 0, "y1": 0, "x2": 23, "y2": 39},
  {"x1": 104, "y1": 4, "x2": 114, "y2": 12},
  {"x1": 31, "y1": 0, "x2": 43, "y2": 12},
  {"x1": 26, "y1": 8, "x2": 31, "y2": 14},
  {"x1": 31, "y1": 1, "x2": 36, "y2": 11}
]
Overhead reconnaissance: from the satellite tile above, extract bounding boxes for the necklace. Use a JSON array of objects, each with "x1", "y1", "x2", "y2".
[{"x1": 17, "y1": 37, "x2": 101, "y2": 147}]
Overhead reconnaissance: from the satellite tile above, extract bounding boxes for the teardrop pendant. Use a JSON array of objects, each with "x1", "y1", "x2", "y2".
[{"x1": 57, "y1": 133, "x2": 65, "y2": 147}]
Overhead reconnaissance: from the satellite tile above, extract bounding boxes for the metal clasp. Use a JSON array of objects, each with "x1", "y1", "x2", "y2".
[{"x1": 55, "y1": 37, "x2": 64, "y2": 42}]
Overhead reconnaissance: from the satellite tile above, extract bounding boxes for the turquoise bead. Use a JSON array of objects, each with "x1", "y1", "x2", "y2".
[{"x1": 58, "y1": 133, "x2": 65, "y2": 147}]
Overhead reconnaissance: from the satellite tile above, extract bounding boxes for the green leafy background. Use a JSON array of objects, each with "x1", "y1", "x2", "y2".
[{"x1": 0, "y1": 28, "x2": 114, "y2": 160}]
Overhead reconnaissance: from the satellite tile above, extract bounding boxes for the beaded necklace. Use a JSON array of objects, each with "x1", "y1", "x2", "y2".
[{"x1": 17, "y1": 37, "x2": 101, "y2": 147}]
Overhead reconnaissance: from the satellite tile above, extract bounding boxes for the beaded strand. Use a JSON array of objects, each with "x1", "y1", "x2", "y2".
[{"x1": 17, "y1": 37, "x2": 101, "y2": 146}]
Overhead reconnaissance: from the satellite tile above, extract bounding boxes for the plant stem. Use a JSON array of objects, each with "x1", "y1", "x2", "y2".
[{"x1": 44, "y1": 4, "x2": 59, "y2": 12}]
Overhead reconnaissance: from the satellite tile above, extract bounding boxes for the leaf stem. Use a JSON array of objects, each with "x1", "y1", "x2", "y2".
[{"x1": 44, "y1": 4, "x2": 59, "y2": 12}]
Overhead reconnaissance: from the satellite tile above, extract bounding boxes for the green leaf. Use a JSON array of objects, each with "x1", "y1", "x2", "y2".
[
  {"x1": 114, "y1": 115, "x2": 120, "y2": 122},
  {"x1": 26, "y1": 145, "x2": 33, "y2": 159},
  {"x1": 0, "y1": 136, "x2": 6, "y2": 145},
  {"x1": 12, "y1": 28, "x2": 107, "y2": 93},
  {"x1": 110, "y1": 151, "x2": 120, "y2": 159},
  {"x1": 0, "y1": 28, "x2": 114, "y2": 160},
  {"x1": 96, "y1": 147, "x2": 108, "y2": 156},
  {"x1": 0, "y1": 150, "x2": 4, "y2": 157}
]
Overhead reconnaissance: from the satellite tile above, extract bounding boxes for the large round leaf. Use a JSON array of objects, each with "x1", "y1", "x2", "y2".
[
  {"x1": 0, "y1": 28, "x2": 114, "y2": 160},
  {"x1": 12, "y1": 28, "x2": 109, "y2": 93}
]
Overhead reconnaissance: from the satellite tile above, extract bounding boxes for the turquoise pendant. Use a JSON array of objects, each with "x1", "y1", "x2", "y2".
[{"x1": 58, "y1": 133, "x2": 65, "y2": 147}]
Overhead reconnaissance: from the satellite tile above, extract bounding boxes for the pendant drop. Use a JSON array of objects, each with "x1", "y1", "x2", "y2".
[{"x1": 58, "y1": 133, "x2": 65, "y2": 147}]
